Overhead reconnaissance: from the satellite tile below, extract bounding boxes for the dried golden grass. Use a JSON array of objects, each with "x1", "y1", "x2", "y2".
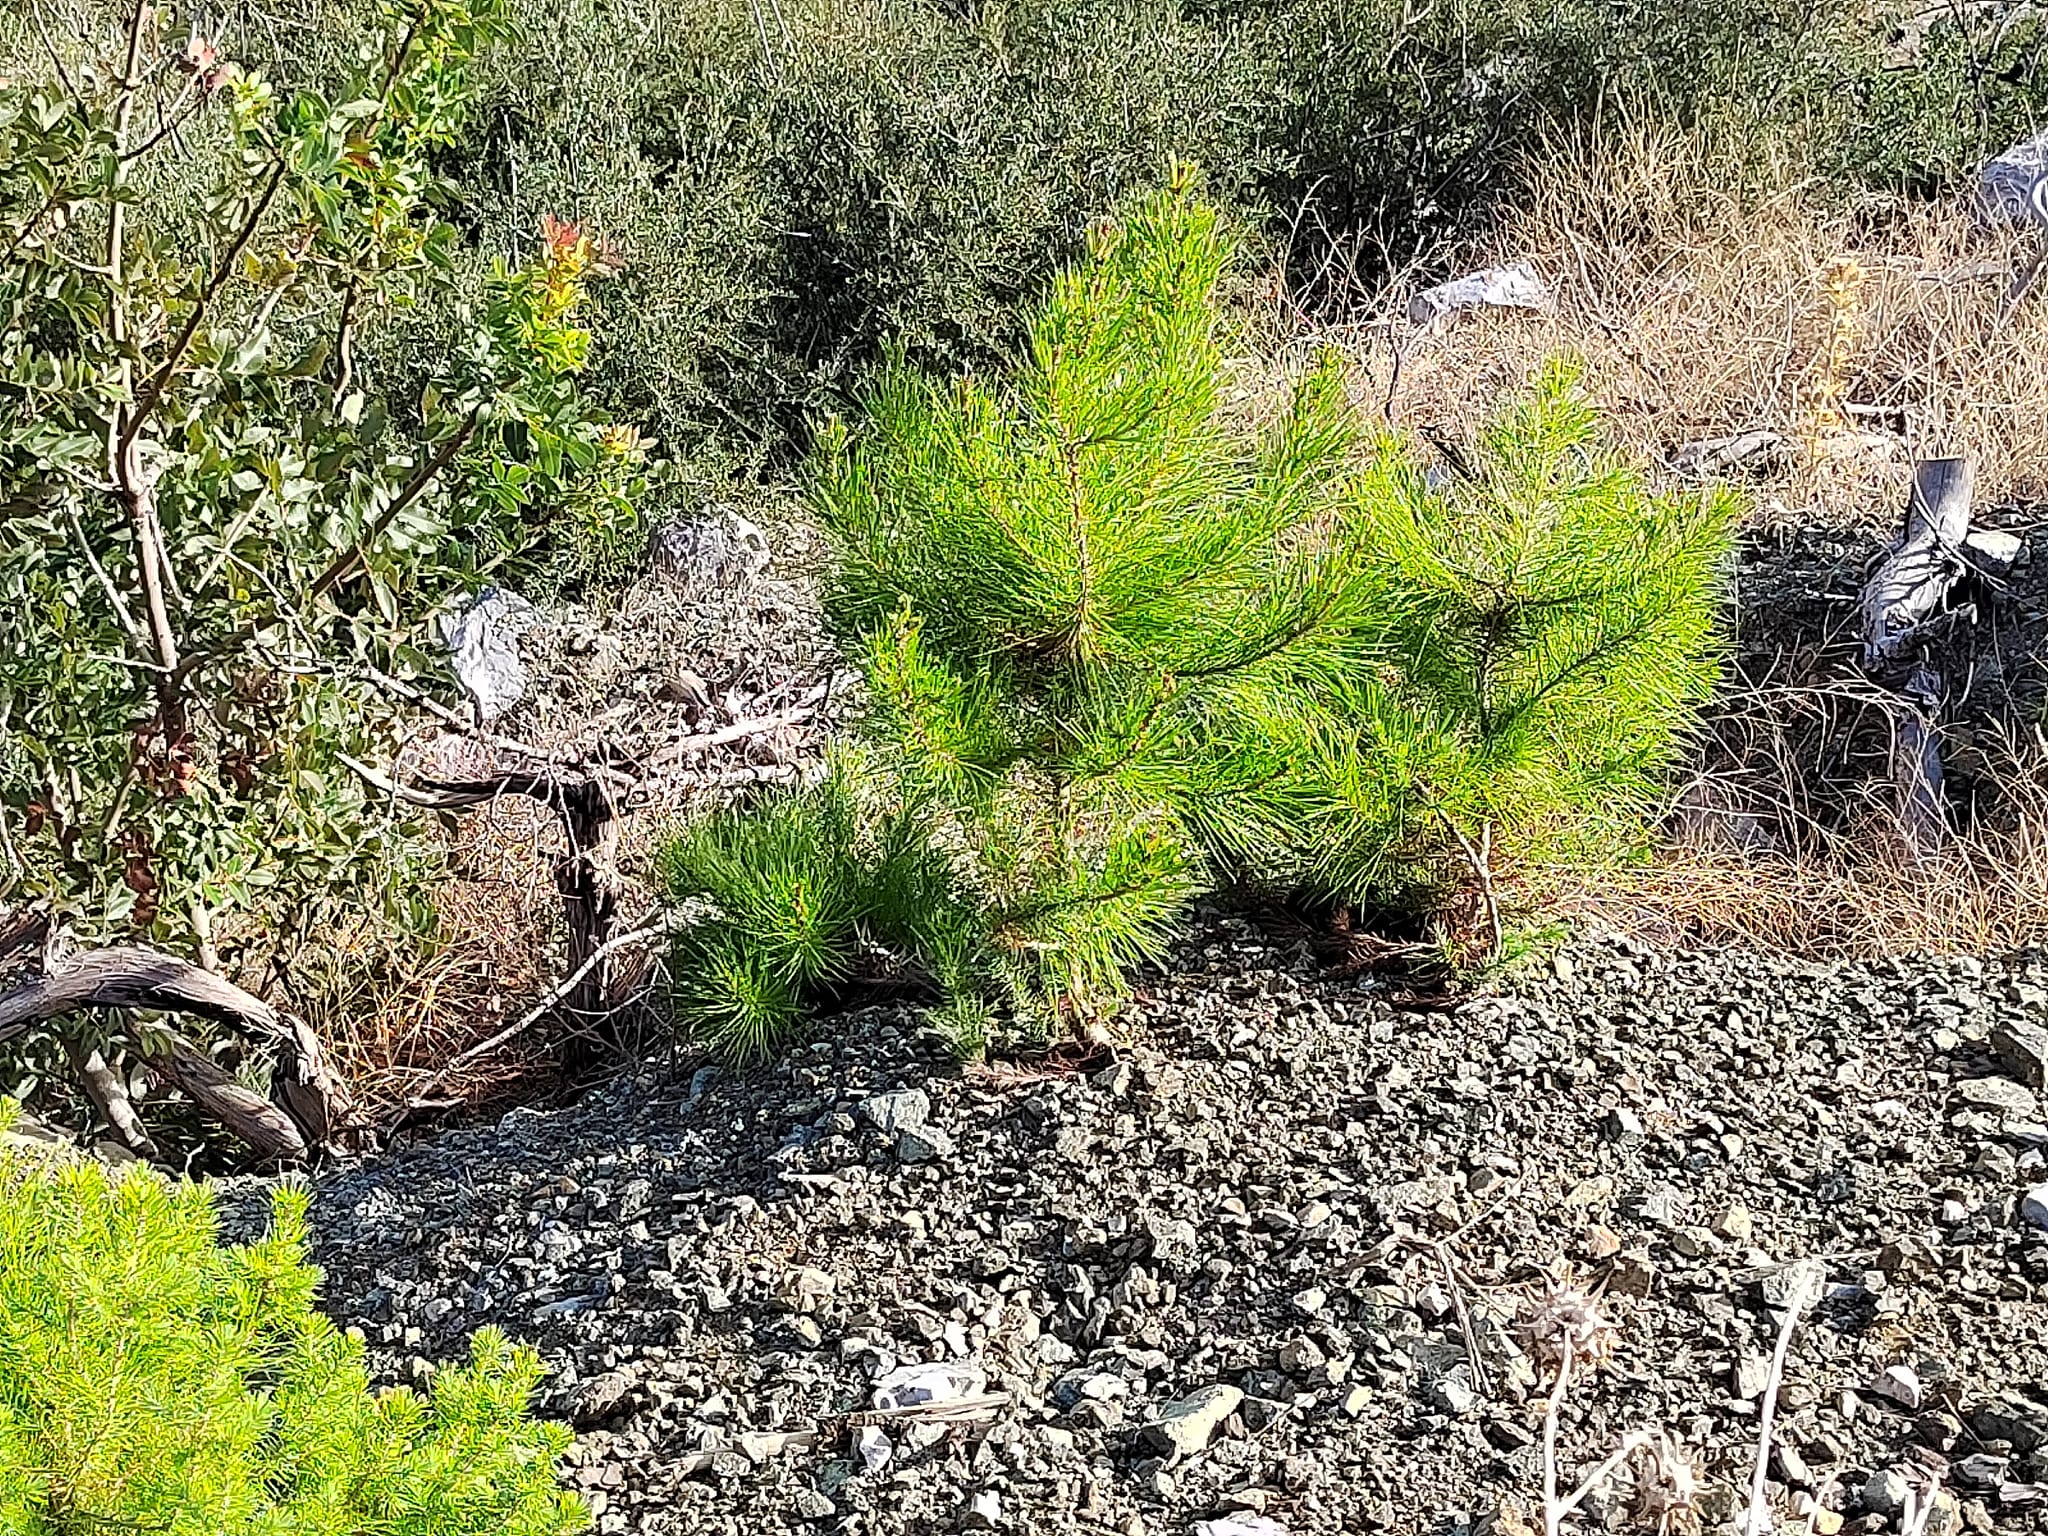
[
  {"x1": 287, "y1": 804, "x2": 566, "y2": 1122},
  {"x1": 1275, "y1": 111, "x2": 2048, "y2": 532}
]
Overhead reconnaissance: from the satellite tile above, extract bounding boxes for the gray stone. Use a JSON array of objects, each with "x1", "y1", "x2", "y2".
[
  {"x1": 1863, "y1": 1469, "x2": 1911, "y2": 1518},
  {"x1": 793, "y1": 1489, "x2": 836, "y2": 1521},
  {"x1": 1142, "y1": 1384, "x2": 1243, "y2": 1459},
  {"x1": 897, "y1": 1124, "x2": 956, "y2": 1164},
  {"x1": 2024, "y1": 1183, "x2": 2048, "y2": 1232},
  {"x1": 1605, "y1": 1106, "x2": 1646, "y2": 1142},
  {"x1": 1992, "y1": 1019, "x2": 2048, "y2": 1090},
  {"x1": 857, "y1": 1088, "x2": 931, "y2": 1133},
  {"x1": 1952, "y1": 1076, "x2": 2039, "y2": 1116},
  {"x1": 1430, "y1": 1373, "x2": 1478, "y2": 1416}
]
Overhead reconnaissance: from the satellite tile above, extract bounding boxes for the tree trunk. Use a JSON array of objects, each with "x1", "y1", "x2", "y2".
[
  {"x1": 0, "y1": 945, "x2": 365, "y2": 1161},
  {"x1": 1861, "y1": 456, "x2": 1973, "y2": 668},
  {"x1": 1858, "y1": 458, "x2": 1976, "y2": 853}
]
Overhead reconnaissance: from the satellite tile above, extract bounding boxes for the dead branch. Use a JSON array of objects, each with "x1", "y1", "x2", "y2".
[
  {"x1": 62, "y1": 1036, "x2": 158, "y2": 1158},
  {"x1": 1861, "y1": 457, "x2": 1973, "y2": 669},
  {"x1": 0, "y1": 945, "x2": 364, "y2": 1161},
  {"x1": 404, "y1": 912, "x2": 669, "y2": 1108},
  {"x1": 136, "y1": 1027, "x2": 307, "y2": 1162}
]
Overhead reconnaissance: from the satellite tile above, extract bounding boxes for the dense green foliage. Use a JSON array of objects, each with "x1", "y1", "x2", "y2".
[
  {"x1": 0, "y1": 1121, "x2": 585, "y2": 1533},
  {"x1": 0, "y1": 0, "x2": 647, "y2": 971},
  {"x1": 661, "y1": 184, "x2": 1735, "y2": 1057},
  {"x1": 1288, "y1": 361, "x2": 1738, "y2": 905},
  {"x1": 17, "y1": 0, "x2": 2037, "y2": 479}
]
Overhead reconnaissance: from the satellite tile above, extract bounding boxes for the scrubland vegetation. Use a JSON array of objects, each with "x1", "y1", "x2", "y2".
[
  {"x1": 0, "y1": 0, "x2": 2046, "y2": 1513},
  {"x1": 0, "y1": 0, "x2": 2041, "y2": 1118}
]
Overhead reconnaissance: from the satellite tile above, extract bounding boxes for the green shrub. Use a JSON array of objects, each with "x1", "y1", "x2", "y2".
[
  {"x1": 660, "y1": 178, "x2": 1355, "y2": 1052},
  {"x1": 23, "y1": 0, "x2": 2038, "y2": 490},
  {"x1": 660, "y1": 183, "x2": 1735, "y2": 1052},
  {"x1": 0, "y1": 0, "x2": 649, "y2": 970},
  {"x1": 0, "y1": 1122, "x2": 585, "y2": 1534},
  {"x1": 1283, "y1": 359, "x2": 1738, "y2": 914}
]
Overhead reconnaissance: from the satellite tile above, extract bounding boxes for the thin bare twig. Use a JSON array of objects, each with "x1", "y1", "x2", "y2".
[
  {"x1": 407, "y1": 911, "x2": 668, "y2": 1095},
  {"x1": 1742, "y1": 1260, "x2": 1826, "y2": 1536}
]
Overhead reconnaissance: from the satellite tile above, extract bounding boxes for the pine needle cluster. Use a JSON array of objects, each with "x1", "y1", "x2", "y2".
[
  {"x1": 1287, "y1": 359, "x2": 1739, "y2": 915},
  {"x1": 661, "y1": 176, "x2": 1734, "y2": 1057},
  {"x1": 0, "y1": 1122, "x2": 586, "y2": 1536}
]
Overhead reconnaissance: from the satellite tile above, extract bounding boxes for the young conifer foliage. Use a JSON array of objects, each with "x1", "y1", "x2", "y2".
[
  {"x1": 0, "y1": 1120, "x2": 586, "y2": 1533},
  {"x1": 663, "y1": 177, "x2": 1735, "y2": 1056}
]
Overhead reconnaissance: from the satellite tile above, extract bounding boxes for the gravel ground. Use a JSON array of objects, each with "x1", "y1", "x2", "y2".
[{"x1": 237, "y1": 920, "x2": 2048, "y2": 1536}]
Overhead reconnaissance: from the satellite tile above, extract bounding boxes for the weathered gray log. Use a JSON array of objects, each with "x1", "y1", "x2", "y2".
[
  {"x1": 0, "y1": 946, "x2": 364, "y2": 1161},
  {"x1": 1861, "y1": 457, "x2": 1974, "y2": 669},
  {"x1": 0, "y1": 947, "x2": 287, "y2": 1043},
  {"x1": 138, "y1": 1030, "x2": 308, "y2": 1162}
]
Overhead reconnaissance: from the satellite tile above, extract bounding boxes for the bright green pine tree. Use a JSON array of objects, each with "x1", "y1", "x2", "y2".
[
  {"x1": 0, "y1": 1123, "x2": 586, "y2": 1536},
  {"x1": 1287, "y1": 358, "x2": 1737, "y2": 933},
  {"x1": 665, "y1": 171, "x2": 1379, "y2": 1056},
  {"x1": 661, "y1": 183, "x2": 1735, "y2": 1055}
]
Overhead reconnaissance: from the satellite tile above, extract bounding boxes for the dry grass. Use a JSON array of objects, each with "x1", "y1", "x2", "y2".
[
  {"x1": 285, "y1": 812, "x2": 566, "y2": 1122},
  {"x1": 1270, "y1": 113, "x2": 2048, "y2": 532}
]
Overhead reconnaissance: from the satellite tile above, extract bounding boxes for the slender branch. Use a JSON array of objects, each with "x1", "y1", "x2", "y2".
[
  {"x1": 305, "y1": 414, "x2": 479, "y2": 604},
  {"x1": 1542, "y1": 1333, "x2": 1574, "y2": 1536},
  {"x1": 62, "y1": 502, "x2": 145, "y2": 647},
  {"x1": 103, "y1": 0, "x2": 184, "y2": 700},
  {"x1": 1554, "y1": 1432, "x2": 1655, "y2": 1524},
  {"x1": 330, "y1": 283, "x2": 360, "y2": 409},
  {"x1": 63, "y1": 1036, "x2": 158, "y2": 1157},
  {"x1": 1743, "y1": 1262, "x2": 1824, "y2": 1536},
  {"x1": 29, "y1": 0, "x2": 82, "y2": 107},
  {"x1": 117, "y1": 73, "x2": 202, "y2": 162},
  {"x1": 117, "y1": 155, "x2": 290, "y2": 461},
  {"x1": 406, "y1": 913, "x2": 668, "y2": 1101}
]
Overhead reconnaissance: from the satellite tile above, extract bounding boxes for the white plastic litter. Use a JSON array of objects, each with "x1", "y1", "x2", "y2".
[
  {"x1": 870, "y1": 1360, "x2": 987, "y2": 1412},
  {"x1": 440, "y1": 587, "x2": 541, "y2": 722},
  {"x1": 1193, "y1": 1518, "x2": 1291, "y2": 1536},
  {"x1": 856, "y1": 1425, "x2": 893, "y2": 1472},
  {"x1": 1407, "y1": 261, "x2": 1554, "y2": 327}
]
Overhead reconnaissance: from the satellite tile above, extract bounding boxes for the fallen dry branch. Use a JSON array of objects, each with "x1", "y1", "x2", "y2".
[{"x1": 0, "y1": 944, "x2": 363, "y2": 1160}]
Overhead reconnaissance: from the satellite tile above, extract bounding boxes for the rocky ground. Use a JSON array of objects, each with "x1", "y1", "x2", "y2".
[{"x1": 227, "y1": 918, "x2": 2048, "y2": 1536}]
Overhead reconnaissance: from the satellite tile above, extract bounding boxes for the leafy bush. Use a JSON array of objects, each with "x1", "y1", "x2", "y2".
[
  {"x1": 0, "y1": 1119, "x2": 585, "y2": 1533},
  {"x1": 0, "y1": 0, "x2": 647, "y2": 969},
  {"x1": 188, "y1": 0, "x2": 2041, "y2": 474}
]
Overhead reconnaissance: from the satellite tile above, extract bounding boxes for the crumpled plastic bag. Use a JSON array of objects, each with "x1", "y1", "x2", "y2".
[
  {"x1": 870, "y1": 1360, "x2": 987, "y2": 1412},
  {"x1": 1977, "y1": 126, "x2": 2048, "y2": 228},
  {"x1": 440, "y1": 587, "x2": 541, "y2": 722},
  {"x1": 1407, "y1": 261, "x2": 1554, "y2": 327}
]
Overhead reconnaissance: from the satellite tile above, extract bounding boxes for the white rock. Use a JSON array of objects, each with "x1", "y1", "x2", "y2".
[
  {"x1": 1871, "y1": 1363, "x2": 1923, "y2": 1410},
  {"x1": 1194, "y1": 1518, "x2": 1291, "y2": 1536},
  {"x1": 1142, "y1": 1384, "x2": 1242, "y2": 1459}
]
